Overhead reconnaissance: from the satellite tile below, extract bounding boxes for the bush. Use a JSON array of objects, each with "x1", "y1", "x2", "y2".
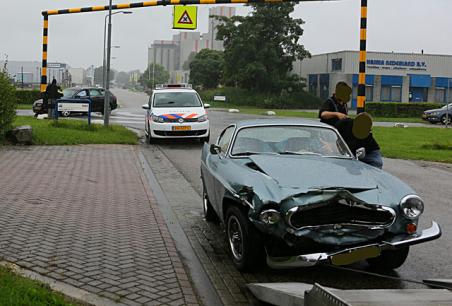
[
  {"x1": 0, "y1": 71, "x2": 17, "y2": 139},
  {"x1": 15, "y1": 89, "x2": 41, "y2": 104},
  {"x1": 366, "y1": 102, "x2": 442, "y2": 118},
  {"x1": 199, "y1": 87, "x2": 322, "y2": 109}
]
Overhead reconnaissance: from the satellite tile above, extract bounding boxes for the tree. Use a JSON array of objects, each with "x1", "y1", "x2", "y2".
[
  {"x1": 189, "y1": 49, "x2": 224, "y2": 89},
  {"x1": 0, "y1": 59, "x2": 16, "y2": 139},
  {"x1": 216, "y1": 3, "x2": 310, "y2": 93},
  {"x1": 140, "y1": 64, "x2": 170, "y2": 89},
  {"x1": 182, "y1": 52, "x2": 197, "y2": 71},
  {"x1": 93, "y1": 66, "x2": 115, "y2": 86},
  {"x1": 115, "y1": 71, "x2": 131, "y2": 87}
]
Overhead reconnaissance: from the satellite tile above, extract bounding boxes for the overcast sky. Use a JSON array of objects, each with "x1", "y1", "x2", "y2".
[{"x1": 2, "y1": 0, "x2": 452, "y2": 72}]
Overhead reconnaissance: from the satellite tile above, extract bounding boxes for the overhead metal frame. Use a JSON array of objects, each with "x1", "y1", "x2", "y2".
[{"x1": 40, "y1": 0, "x2": 368, "y2": 110}]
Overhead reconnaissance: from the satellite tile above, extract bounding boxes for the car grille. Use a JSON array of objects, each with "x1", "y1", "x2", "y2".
[
  {"x1": 164, "y1": 118, "x2": 198, "y2": 123},
  {"x1": 154, "y1": 130, "x2": 207, "y2": 137},
  {"x1": 288, "y1": 201, "x2": 395, "y2": 229}
]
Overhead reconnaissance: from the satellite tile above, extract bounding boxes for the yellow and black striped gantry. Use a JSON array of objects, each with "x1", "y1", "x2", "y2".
[
  {"x1": 40, "y1": 0, "x2": 369, "y2": 111},
  {"x1": 357, "y1": 0, "x2": 367, "y2": 114}
]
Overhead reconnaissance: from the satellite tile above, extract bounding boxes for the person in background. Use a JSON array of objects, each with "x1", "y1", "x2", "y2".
[
  {"x1": 318, "y1": 82, "x2": 383, "y2": 169},
  {"x1": 45, "y1": 78, "x2": 63, "y2": 118}
]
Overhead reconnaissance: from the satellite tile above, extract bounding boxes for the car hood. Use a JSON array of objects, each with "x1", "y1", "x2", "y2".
[
  {"x1": 227, "y1": 155, "x2": 415, "y2": 208},
  {"x1": 151, "y1": 107, "x2": 206, "y2": 118},
  {"x1": 425, "y1": 108, "x2": 442, "y2": 113}
]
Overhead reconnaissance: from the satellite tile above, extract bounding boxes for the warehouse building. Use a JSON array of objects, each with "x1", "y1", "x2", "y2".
[{"x1": 294, "y1": 51, "x2": 452, "y2": 109}]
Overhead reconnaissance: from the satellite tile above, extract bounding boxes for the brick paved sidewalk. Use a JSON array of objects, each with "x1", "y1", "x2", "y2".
[{"x1": 0, "y1": 145, "x2": 199, "y2": 306}]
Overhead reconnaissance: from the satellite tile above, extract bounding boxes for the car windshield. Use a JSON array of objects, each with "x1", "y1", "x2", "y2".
[
  {"x1": 441, "y1": 103, "x2": 452, "y2": 109},
  {"x1": 153, "y1": 92, "x2": 202, "y2": 108},
  {"x1": 63, "y1": 89, "x2": 76, "y2": 98},
  {"x1": 231, "y1": 125, "x2": 351, "y2": 158}
]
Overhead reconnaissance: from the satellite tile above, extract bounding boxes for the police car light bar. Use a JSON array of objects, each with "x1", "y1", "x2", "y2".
[{"x1": 155, "y1": 83, "x2": 192, "y2": 89}]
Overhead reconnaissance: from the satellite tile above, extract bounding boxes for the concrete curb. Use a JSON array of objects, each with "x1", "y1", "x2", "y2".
[
  {"x1": 0, "y1": 261, "x2": 121, "y2": 306},
  {"x1": 137, "y1": 149, "x2": 223, "y2": 306}
]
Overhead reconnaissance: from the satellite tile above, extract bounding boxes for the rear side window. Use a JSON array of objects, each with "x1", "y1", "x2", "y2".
[{"x1": 89, "y1": 89, "x2": 103, "y2": 97}]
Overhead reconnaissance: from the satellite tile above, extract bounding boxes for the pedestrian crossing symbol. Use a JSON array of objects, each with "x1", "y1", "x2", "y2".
[{"x1": 173, "y1": 6, "x2": 197, "y2": 30}]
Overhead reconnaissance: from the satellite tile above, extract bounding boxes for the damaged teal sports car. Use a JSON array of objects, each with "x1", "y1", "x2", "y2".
[{"x1": 200, "y1": 119, "x2": 441, "y2": 271}]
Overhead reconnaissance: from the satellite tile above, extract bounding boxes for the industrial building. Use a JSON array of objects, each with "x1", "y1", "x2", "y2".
[
  {"x1": 148, "y1": 6, "x2": 235, "y2": 83},
  {"x1": 0, "y1": 60, "x2": 91, "y2": 87},
  {"x1": 294, "y1": 51, "x2": 452, "y2": 108}
]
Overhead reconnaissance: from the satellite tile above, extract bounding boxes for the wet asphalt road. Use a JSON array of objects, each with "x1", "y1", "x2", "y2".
[{"x1": 112, "y1": 90, "x2": 452, "y2": 288}]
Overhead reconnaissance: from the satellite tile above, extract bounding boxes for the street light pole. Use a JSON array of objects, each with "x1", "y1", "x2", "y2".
[{"x1": 102, "y1": 10, "x2": 132, "y2": 126}]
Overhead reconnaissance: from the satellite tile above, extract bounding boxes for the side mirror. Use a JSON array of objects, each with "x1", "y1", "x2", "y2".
[
  {"x1": 356, "y1": 147, "x2": 366, "y2": 161},
  {"x1": 210, "y1": 144, "x2": 221, "y2": 155},
  {"x1": 142, "y1": 104, "x2": 150, "y2": 110},
  {"x1": 204, "y1": 103, "x2": 211, "y2": 109}
]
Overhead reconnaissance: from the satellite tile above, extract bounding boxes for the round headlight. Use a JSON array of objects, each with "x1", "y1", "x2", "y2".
[
  {"x1": 259, "y1": 209, "x2": 281, "y2": 225},
  {"x1": 400, "y1": 195, "x2": 424, "y2": 219}
]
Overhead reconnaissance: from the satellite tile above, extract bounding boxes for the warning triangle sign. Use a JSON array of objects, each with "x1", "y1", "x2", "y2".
[{"x1": 178, "y1": 11, "x2": 193, "y2": 25}]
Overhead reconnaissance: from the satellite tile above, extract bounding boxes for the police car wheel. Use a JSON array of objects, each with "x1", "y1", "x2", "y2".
[{"x1": 61, "y1": 111, "x2": 71, "y2": 117}]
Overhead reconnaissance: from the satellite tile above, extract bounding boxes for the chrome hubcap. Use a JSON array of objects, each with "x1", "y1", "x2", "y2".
[{"x1": 228, "y1": 215, "x2": 243, "y2": 260}]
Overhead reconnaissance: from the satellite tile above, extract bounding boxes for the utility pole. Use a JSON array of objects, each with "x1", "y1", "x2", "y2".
[{"x1": 104, "y1": 0, "x2": 113, "y2": 126}]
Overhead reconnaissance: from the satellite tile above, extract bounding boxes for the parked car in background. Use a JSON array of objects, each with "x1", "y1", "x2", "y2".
[
  {"x1": 32, "y1": 87, "x2": 117, "y2": 117},
  {"x1": 422, "y1": 103, "x2": 452, "y2": 125},
  {"x1": 142, "y1": 84, "x2": 210, "y2": 143},
  {"x1": 201, "y1": 119, "x2": 441, "y2": 271}
]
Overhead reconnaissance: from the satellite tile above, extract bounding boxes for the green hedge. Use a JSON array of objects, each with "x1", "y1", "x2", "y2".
[
  {"x1": 366, "y1": 102, "x2": 442, "y2": 118},
  {"x1": 15, "y1": 90, "x2": 41, "y2": 104},
  {"x1": 0, "y1": 72, "x2": 16, "y2": 139},
  {"x1": 199, "y1": 87, "x2": 322, "y2": 109}
]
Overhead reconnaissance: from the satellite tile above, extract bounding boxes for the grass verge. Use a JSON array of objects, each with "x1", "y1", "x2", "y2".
[
  {"x1": 16, "y1": 104, "x2": 33, "y2": 110},
  {"x1": 10, "y1": 116, "x2": 138, "y2": 145},
  {"x1": 373, "y1": 126, "x2": 452, "y2": 163},
  {"x1": 209, "y1": 103, "x2": 425, "y2": 123},
  {"x1": 0, "y1": 265, "x2": 82, "y2": 306}
]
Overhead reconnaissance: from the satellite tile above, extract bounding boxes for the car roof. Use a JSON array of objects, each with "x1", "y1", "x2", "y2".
[
  {"x1": 232, "y1": 118, "x2": 334, "y2": 129},
  {"x1": 153, "y1": 88, "x2": 197, "y2": 93},
  {"x1": 66, "y1": 87, "x2": 104, "y2": 91}
]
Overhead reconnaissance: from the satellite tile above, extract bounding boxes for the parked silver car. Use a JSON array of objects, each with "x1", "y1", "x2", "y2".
[{"x1": 422, "y1": 103, "x2": 452, "y2": 125}]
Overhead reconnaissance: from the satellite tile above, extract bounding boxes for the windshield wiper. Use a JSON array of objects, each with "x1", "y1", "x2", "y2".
[
  {"x1": 234, "y1": 151, "x2": 278, "y2": 156},
  {"x1": 278, "y1": 151, "x2": 323, "y2": 157}
]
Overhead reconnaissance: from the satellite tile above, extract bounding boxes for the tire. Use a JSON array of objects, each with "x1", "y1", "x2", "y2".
[
  {"x1": 145, "y1": 124, "x2": 156, "y2": 144},
  {"x1": 441, "y1": 115, "x2": 451, "y2": 125},
  {"x1": 202, "y1": 185, "x2": 218, "y2": 222},
  {"x1": 199, "y1": 134, "x2": 210, "y2": 143},
  {"x1": 61, "y1": 110, "x2": 71, "y2": 117},
  {"x1": 225, "y1": 205, "x2": 265, "y2": 271},
  {"x1": 367, "y1": 247, "x2": 409, "y2": 270}
]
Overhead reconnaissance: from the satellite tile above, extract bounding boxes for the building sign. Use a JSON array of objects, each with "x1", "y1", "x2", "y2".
[
  {"x1": 48, "y1": 62, "x2": 66, "y2": 69},
  {"x1": 173, "y1": 6, "x2": 197, "y2": 30},
  {"x1": 367, "y1": 59, "x2": 427, "y2": 72}
]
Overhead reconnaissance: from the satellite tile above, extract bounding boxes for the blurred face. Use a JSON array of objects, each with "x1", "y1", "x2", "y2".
[{"x1": 335, "y1": 83, "x2": 352, "y2": 104}]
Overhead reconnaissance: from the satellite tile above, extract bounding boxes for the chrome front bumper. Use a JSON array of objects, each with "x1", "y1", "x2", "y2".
[{"x1": 267, "y1": 221, "x2": 441, "y2": 269}]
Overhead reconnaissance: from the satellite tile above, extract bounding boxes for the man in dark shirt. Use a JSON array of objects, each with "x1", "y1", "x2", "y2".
[{"x1": 319, "y1": 82, "x2": 383, "y2": 169}]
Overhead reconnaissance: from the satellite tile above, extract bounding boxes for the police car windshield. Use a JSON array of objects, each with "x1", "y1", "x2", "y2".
[{"x1": 153, "y1": 92, "x2": 202, "y2": 108}]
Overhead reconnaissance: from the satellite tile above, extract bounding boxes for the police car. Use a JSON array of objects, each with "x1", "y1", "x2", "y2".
[{"x1": 142, "y1": 84, "x2": 210, "y2": 143}]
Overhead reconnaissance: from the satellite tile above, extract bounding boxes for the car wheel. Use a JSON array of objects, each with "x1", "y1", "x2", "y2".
[
  {"x1": 61, "y1": 110, "x2": 71, "y2": 117},
  {"x1": 145, "y1": 125, "x2": 155, "y2": 144},
  {"x1": 367, "y1": 247, "x2": 409, "y2": 270},
  {"x1": 199, "y1": 134, "x2": 210, "y2": 143},
  {"x1": 202, "y1": 185, "x2": 218, "y2": 222},
  {"x1": 226, "y1": 206, "x2": 265, "y2": 271},
  {"x1": 441, "y1": 115, "x2": 451, "y2": 125}
]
